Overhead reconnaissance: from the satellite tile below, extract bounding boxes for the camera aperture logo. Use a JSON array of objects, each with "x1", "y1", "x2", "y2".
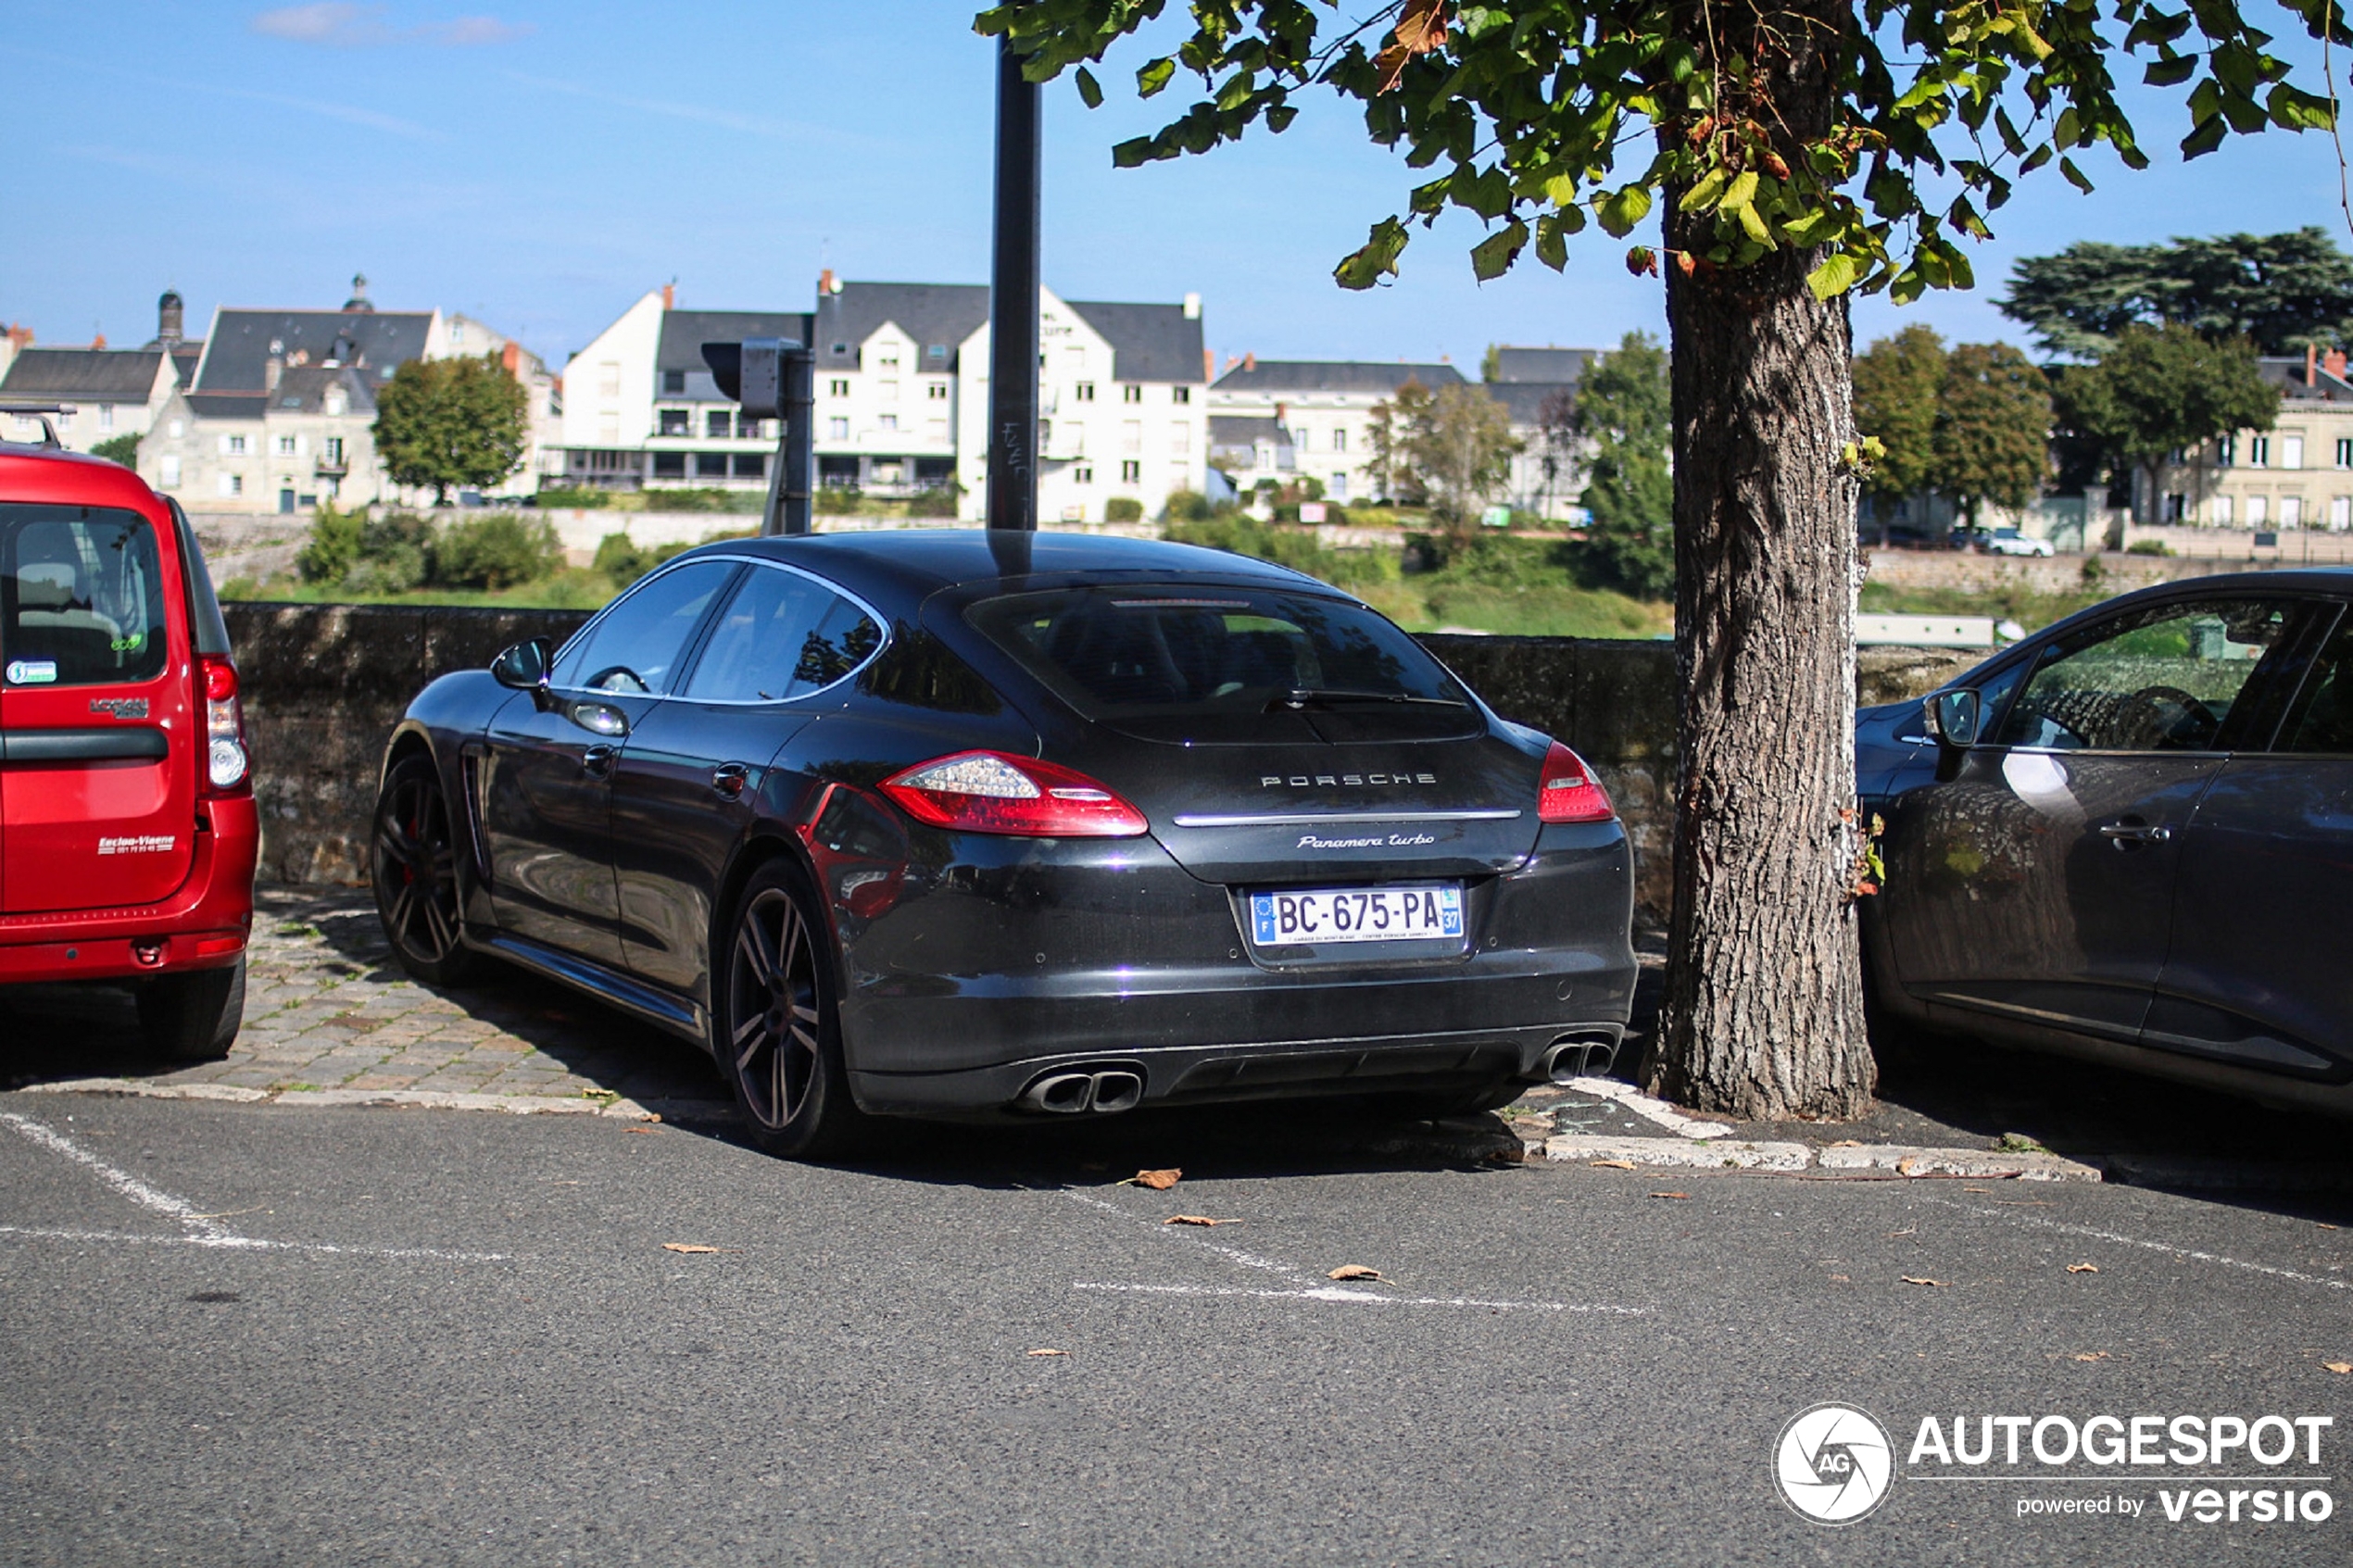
[{"x1": 1776, "y1": 1403, "x2": 1895, "y2": 1524}]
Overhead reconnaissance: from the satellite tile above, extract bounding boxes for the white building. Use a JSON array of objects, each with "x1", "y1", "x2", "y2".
[
  {"x1": 1207, "y1": 358, "x2": 1466, "y2": 506},
  {"x1": 0, "y1": 291, "x2": 198, "y2": 455},
  {"x1": 1485, "y1": 345, "x2": 1596, "y2": 521},
  {"x1": 560, "y1": 275, "x2": 1211, "y2": 522}
]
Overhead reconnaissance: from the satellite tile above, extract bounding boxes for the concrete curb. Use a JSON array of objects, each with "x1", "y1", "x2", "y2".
[
  {"x1": 8, "y1": 1076, "x2": 666, "y2": 1120},
  {"x1": 1539, "y1": 1130, "x2": 2104, "y2": 1182}
]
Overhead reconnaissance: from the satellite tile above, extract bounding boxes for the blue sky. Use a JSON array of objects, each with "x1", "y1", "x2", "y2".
[{"x1": 6, "y1": 2, "x2": 2351, "y2": 371}]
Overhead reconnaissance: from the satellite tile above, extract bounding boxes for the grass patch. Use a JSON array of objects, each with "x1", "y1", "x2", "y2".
[
  {"x1": 222, "y1": 567, "x2": 625, "y2": 611},
  {"x1": 1859, "y1": 580, "x2": 2110, "y2": 633}
]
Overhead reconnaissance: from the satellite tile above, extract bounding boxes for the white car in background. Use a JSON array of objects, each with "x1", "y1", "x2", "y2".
[{"x1": 1982, "y1": 527, "x2": 2056, "y2": 557}]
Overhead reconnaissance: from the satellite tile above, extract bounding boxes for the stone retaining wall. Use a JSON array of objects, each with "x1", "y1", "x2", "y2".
[{"x1": 225, "y1": 604, "x2": 1976, "y2": 926}]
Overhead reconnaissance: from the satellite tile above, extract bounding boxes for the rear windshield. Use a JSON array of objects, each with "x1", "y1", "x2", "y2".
[
  {"x1": 969, "y1": 586, "x2": 1472, "y2": 736},
  {"x1": 1, "y1": 504, "x2": 170, "y2": 688}
]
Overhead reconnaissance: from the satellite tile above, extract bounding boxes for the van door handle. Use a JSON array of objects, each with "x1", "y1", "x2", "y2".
[
  {"x1": 711, "y1": 762, "x2": 749, "y2": 798},
  {"x1": 581, "y1": 744, "x2": 618, "y2": 778},
  {"x1": 2097, "y1": 817, "x2": 2171, "y2": 848}
]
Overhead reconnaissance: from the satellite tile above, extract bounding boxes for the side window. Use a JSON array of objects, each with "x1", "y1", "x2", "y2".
[
  {"x1": 549, "y1": 561, "x2": 734, "y2": 696},
  {"x1": 1, "y1": 505, "x2": 170, "y2": 688},
  {"x1": 1991, "y1": 597, "x2": 2295, "y2": 753},
  {"x1": 2276, "y1": 611, "x2": 2353, "y2": 753},
  {"x1": 685, "y1": 567, "x2": 847, "y2": 702}
]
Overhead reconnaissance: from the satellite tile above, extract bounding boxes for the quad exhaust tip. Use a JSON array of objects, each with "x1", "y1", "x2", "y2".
[
  {"x1": 1541, "y1": 1035, "x2": 1617, "y2": 1085},
  {"x1": 1018, "y1": 1067, "x2": 1146, "y2": 1115}
]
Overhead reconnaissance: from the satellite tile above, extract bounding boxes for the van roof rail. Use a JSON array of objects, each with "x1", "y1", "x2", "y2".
[{"x1": 0, "y1": 403, "x2": 78, "y2": 448}]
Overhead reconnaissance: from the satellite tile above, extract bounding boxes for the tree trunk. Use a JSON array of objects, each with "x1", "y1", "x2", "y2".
[{"x1": 1640, "y1": 0, "x2": 1875, "y2": 1120}]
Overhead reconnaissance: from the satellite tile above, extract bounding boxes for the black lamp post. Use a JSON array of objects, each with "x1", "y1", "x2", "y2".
[{"x1": 986, "y1": 36, "x2": 1040, "y2": 536}]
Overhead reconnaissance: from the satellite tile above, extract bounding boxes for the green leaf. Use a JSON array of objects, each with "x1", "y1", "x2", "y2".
[
  {"x1": 1075, "y1": 67, "x2": 1103, "y2": 108},
  {"x1": 1335, "y1": 217, "x2": 1409, "y2": 292},
  {"x1": 1137, "y1": 57, "x2": 1176, "y2": 97},
  {"x1": 1595, "y1": 184, "x2": 1654, "y2": 238},
  {"x1": 2181, "y1": 114, "x2": 2228, "y2": 158},
  {"x1": 1472, "y1": 220, "x2": 1529, "y2": 281},
  {"x1": 2059, "y1": 155, "x2": 2094, "y2": 193},
  {"x1": 1807, "y1": 252, "x2": 1861, "y2": 300},
  {"x1": 1678, "y1": 168, "x2": 1730, "y2": 212},
  {"x1": 1542, "y1": 171, "x2": 1581, "y2": 207},
  {"x1": 1534, "y1": 213, "x2": 1569, "y2": 270},
  {"x1": 2143, "y1": 53, "x2": 2198, "y2": 88},
  {"x1": 1721, "y1": 169, "x2": 1760, "y2": 212}
]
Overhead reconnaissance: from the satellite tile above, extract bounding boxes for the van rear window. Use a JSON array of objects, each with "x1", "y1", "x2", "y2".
[{"x1": 1, "y1": 505, "x2": 170, "y2": 688}]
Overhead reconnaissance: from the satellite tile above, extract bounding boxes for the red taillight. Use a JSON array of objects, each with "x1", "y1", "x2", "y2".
[
  {"x1": 880, "y1": 751, "x2": 1148, "y2": 837},
  {"x1": 1536, "y1": 740, "x2": 1612, "y2": 823},
  {"x1": 198, "y1": 655, "x2": 249, "y2": 796}
]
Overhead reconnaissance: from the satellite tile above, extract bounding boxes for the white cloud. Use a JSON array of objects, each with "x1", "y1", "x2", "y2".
[{"x1": 249, "y1": 5, "x2": 533, "y2": 47}]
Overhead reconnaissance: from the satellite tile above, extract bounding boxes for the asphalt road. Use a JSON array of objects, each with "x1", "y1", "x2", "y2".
[{"x1": 3, "y1": 1093, "x2": 2349, "y2": 1567}]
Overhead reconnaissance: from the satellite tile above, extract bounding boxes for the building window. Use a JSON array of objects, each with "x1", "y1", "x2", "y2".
[
  {"x1": 925, "y1": 345, "x2": 949, "y2": 364},
  {"x1": 2211, "y1": 495, "x2": 2233, "y2": 525},
  {"x1": 225, "y1": 433, "x2": 247, "y2": 456},
  {"x1": 2215, "y1": 435, "x2": 2235, "y2": 466},
  {"x1": 98, "y1": 405, "x2": 115, "y2": 431},
  {"x1": 1121, "y1": 420, "x2": 1142, "y2": 454},
  {"x1": 218, "y1": 472, "x2": 242, "y2": 497},
  {"x1": 707, "y1": 409, "x2": 732, "y2": 438},
  {"x1": 159, "y1": 456, "x2": 181, "y2": 487},
  {"x1": 1074, "y1": 464, "x2": 1093, "y2": 484},
  {"x1": 2283, "y1": 435, "x2": 2306, "y2": 470},
  {"x1": 598, "y1": 361, "x2": 622, "y2": 398},
  {"x1": 2249, "y1": 434, "x2": 2271, "y2": 467},
  {"x1": 663, "y1": 370, "x2": 686, "y2": 395},
  {"x1": 926, "y1": 382, "x2": 949, "y2": 400},
  {"x1": 925, "y1": 419, "x2": 950, "y2": 445},
  {"x1": 324, "y1": 437, "x2": 344, "y2": 466},
  {"x1": 1123, "y1": 383, "x2": 1141, "y2": 404},
  {"x1": 879, "y1": 379, "x2": 900, "y2": 402},
  {"x1": 1172, "y1": 386, "x2": 1189, "y2": 404},
  {"x1": 1075, "y1": 383, "x2": 1096, "y2": 402},
  {"x1": 1332, "y1": 428, "x2": 1348, "y2": 453},
  {"x1": 652, "y1": 452, "x2": 686, "y2": 478},
  {"x1": 1120, "y1": 459, "x2": 1141, "y2": 483},
  {"x1": 879, "y1": 353, "x2": 900, "y2": 370},
  {"x1": 695, "y1": 453, "x2": 730, "y2": 478},
  {"x1": 659, "y1": 409, "x2": 689, "y2": 436},
  {"x1": 1169, "y1": 424, "x2": 1190, "y2": 455},
  {"x1": 2284, "y1": 495, "x2": 2305, "y2": 527},
  {"x1": 2248, "y1": 495, "x2": 2270, "y2": 525},
  {"x1": 2164, "y1": 492, "x2": 2186, "y2": 522},
  {"x1": 828, "y1": 417, "x2": 849, "y2": 440},
  {"x1": 169, "y1": 419, "x2": 184, "y2": 438},
  {"x1": 879, "y1": 414, "x2": 899, "y2": 433},
  {"x1": 276, "y1": 434, "x2": 296, "y2": 457},
  {"x1": 2334, "y1": 495, "x2": 2352, "y2": 529},
  {"x1": 1330, "y1": 472, "x2": 1349, "y2": 501},
  {"x1": 829, "y1": 378, "x2": 849, "y2": 397},
  {"x1": 2338, "y1": 438, "x2": 2353, "y2": 469},
  {"x1": 738, "y1": 418, "x2": 764, "y2": 441},
  {"x1": 734, "y1": 453, "x2": 765, "y2": 479}
]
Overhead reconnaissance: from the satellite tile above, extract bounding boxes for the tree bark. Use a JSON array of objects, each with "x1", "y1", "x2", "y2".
[{"x1": 1640, "y1": 0, "x2": 1875, "y2": 1120}]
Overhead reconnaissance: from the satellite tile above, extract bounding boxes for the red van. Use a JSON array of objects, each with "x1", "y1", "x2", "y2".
[{"x1": 0, "y1": 416, "x2": 258, "y2": 1059}]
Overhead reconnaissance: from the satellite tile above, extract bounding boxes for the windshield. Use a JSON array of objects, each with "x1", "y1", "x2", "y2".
[{"x1": 968, "y1": 585, "x2": 1478, "y2": 744}]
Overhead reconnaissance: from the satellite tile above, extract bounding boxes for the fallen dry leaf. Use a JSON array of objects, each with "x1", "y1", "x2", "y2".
[
  {"x1": 1589, "y1": 1158, "x2": 1636, "y2": 1170},
  {"x1": 2325, "y1": 1361, "x2": 2352, "y2": 1374},
  {"x1": 1896, "y1": 1156, "x2": 1919, "y2": 1177},
  {"x1": 1327, "y1": 1265, "x2": 1384, "y2": 1282},
  {"x1": 1827, "y1": 1139, "x2": 1864, "y2": 1148},
  {"x1": 625, "y1": 1126, "x2": 667, "y2": 1135},
  {"x1": 2067, "y1": 1262, "x2": 2100, "y2": 1274},
  {"x1": 1900, "y1": 1276, "x2": 1947, "y2": 1287},
  {"x1": 1828, "y1": 1273, "x2": 1851, "y2": 1283},
  {"x1": 1026, "y1": 1348, "x2": 1068, "y2": 1358},
  {"x1": 1164, "y1": 1215, "x2": 1237, "y2": 1227},
  {"x1": 2321, "y1": 1223, "x2": 2341, "y2": 1232},
  {"x1": 1125, "y1": 1168, "x2": 1181, "y2": 1190},
  {"x1": 661, "y1": 1243, "x2": 723, "y2": 1254},
  {"x1": 2073, "y1": 1351, "x2": 2111, "y2": 1362},
  {"x1": 1649, "y1": 1191, "x2": 1692, "y2": 1200}
]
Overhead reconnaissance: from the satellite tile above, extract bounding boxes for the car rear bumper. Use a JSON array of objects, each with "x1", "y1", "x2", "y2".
[{"x1": 0, "y1": 796, "x2": 258, "y2": 985}]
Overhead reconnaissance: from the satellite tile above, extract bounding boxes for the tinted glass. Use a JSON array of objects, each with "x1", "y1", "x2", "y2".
[
  {"x1": 169, "y1": 500, "x2": 232, "y2": 656},
  {"x1": 1991, "y1": 597, "x2": 2293, "y2": 752},
  {"x1": 1, "y1": 504, "x2": 170, "y2": 688},
  {"x1": 971, "y1": 587, "x2": 1461, "y2": 716},
  {"x1": 550, "y1": 560, "x2": 733, "y2": 696},
  {"x1": 685, "y1": 565, "x2": 880, "y2": 702},
  {"x1": 2277, "y1": 611, "x2": 2353, "y2": 753}
]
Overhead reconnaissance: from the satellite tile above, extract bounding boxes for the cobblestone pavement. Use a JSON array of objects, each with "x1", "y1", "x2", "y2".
[{"x1": 0, "y1": 885, "x2": 730, "y2": 1113}]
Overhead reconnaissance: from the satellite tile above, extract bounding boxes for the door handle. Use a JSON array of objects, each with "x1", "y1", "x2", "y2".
[
  {"x1": 2097, "y1": 817, "x2": 2172, "y2": 848},
  {"x1": 711, "y1": 762, "x2": 750, "y2": 799},
  {"x1": 581, "y1": 744, "x2": 618, "y2": 778}
]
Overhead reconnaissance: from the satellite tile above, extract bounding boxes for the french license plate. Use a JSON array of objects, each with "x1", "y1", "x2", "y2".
[{"x1": 1249, "y1": 884, "x2": 1463, "y2": 946}]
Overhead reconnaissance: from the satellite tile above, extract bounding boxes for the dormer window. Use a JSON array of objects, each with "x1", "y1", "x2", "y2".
[{"x1": 663, "y1": 370, "x2": 686, "y2": 395}]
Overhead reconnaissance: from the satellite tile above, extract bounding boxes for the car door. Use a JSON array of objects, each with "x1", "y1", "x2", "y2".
[
  {"x1": 0, "y1": 502, "x2": 196, "y2": 915},
  {"x1": 2147, "y1": 599, "x2": 2353, "y2": 1079},
  {"x1": 479, "y1": 558, "x2": 736, "y2": 964},
  {"x1": 1877, "y1": 594, "x2": 2315, "y2": 1046},
  {"x1": 610, "y1": 560, "x2": 884, "y2": 995}
]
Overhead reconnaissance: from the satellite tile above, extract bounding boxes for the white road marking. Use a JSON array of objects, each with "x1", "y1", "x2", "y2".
[
  {"x1": 0, "y1": 1110, "x2": 510, "y2": 1263},
  {"x1": 1074, "y1": 1282, "x2": 1642, "y2": 1312},
  {"x1": 1561, "y1": 1075, "x2": 1731, "y2": 1140},
  {"x1": 1919, "y1": 1194, "x2": 2352, "y2": 1294},
  {"x1": 1058, "y1": 1186, "x2": 1642, "y2": 1315}
]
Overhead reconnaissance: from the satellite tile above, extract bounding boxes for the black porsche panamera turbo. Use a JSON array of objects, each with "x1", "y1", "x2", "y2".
[{"x1": 371, "y1": 531, "x2": 1636, "y2": 1156}]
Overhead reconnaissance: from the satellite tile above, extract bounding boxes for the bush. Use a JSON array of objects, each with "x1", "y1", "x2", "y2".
[
  {"x1": 296, "y1": 506, "x2": 364, "y2": 583},
  {"x1": 535, "y1": 485, "x2": 612, "y2": 509},
  {"x1": 433, "y1": 514, "x2": 564, "y2": 590},
  {"x1": 647, "y1": 487, "x2": 763, "y2": 514},
  {"x1": 907, "y1": 486, "x2": 961, "y2": 519},
  {"x1": 90, "y1": 433, "x2": 142, "y2": 468},
  {"x1": 1161, "y1": 488, "x2": 1227, "y2": 523},
  {"x1": 2125, "y1": 538, "x2": 2173, "y2": 556},
  {"x1": 1103, "y1": 496, "x2": 1146, "y2": 522},
  {"x1": 817, "y1": 485, "x2": 863, "y2": 514}
]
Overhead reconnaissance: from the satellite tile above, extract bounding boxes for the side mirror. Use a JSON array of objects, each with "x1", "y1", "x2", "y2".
[
  {"x1": 491, "y1": 638, "x2": 550, "y2": 692},
  {"x1": 1925, "y1": 688, "x2": 1982, "y2": 750}
]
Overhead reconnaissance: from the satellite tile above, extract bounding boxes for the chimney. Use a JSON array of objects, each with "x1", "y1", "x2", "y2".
[
  {"x1": 1243, "y1": 351, "x2": 1255, "y2": 371},
  {"x1": 2328, "y1": 348, "x2": 2347, "y2": 381},
  {"x1": 502, "y1": 341, "x2": 521, "y2": 374},
  {"x1": 819, "y1": 269, "x2": 838, "y2": 296},
  {"x1": 1183, "y1": 292, "x2": 1201, "y2": 320},
  {"x1": 265, "y1": 355, "x2": 282, "y2": 395},
  {"x1": 2308, "y1": 343, "x2": 2319, "y2": 386},
  {"x1": 91, "y1": 332, "x2": 106, "y2": 351},
  {"x1": 157, "y1": 290, "x2": 183, "y2": 347},
  {"x1": 661, "y1": 282, "x2": 675, "y2": 311},
  {"x1": 1203, "y1": 347, "x2": 1214, "y2": 382}
]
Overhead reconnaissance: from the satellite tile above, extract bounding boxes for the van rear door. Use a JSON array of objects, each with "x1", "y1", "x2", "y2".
[{"x1": 0, "y1": 502, "x2": 198, "y2": 912}]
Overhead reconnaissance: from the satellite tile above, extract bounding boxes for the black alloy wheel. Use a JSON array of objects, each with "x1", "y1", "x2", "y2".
[
  {"x1": 371, "y1": 754, "x2": 478, "y2": 986},
  {"x1": 718, "y1": 860, "x2": 867, "y2": 1159}
]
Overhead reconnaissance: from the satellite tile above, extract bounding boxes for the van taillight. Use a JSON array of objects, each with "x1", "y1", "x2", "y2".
[
  {"x1": 1536, "y1": 741, "x2": 1612, "y2": 823},
  {"x1": 200, "y1": 656, "x2": 249, "y2": 794}
]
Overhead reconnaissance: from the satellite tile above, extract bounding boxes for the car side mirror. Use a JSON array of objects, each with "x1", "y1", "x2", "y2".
[
  {"x1": 1925, "y1": 688, "x2": 1981, "y2": 750},
  {"x1": 491, "y1": 638, "x2": 551, "y2": 697}
]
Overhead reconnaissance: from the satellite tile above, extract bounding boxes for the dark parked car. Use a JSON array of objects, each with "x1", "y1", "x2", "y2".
[
  {"x1": 1858, "y1": 569, "x2": 2353, "y2": 1116},
  {"x1": 371, "y1": 531, "x2": 1636, "y2": 1156}
]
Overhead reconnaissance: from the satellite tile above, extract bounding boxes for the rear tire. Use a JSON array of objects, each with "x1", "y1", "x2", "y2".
[
  {"x1": 714, "y1": 859, "x2": 870, "y2": 1160},
  {"x1": 137, "y1": 958, "x2": 245, "y2": 1062},
  {"x1": 371, "y1": 753, "x2": 480, "y2": 986}
]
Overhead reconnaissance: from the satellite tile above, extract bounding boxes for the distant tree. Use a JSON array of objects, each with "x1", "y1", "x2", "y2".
[
  {"x1": 2000, "y1": 229, "x2": 2353, "y2": 358},
  {"x1": 1572, "y1": 332, "x2": 1673, "y2": 598},
  {"x1": 1365, "y1": 382, "x2": 1426, "y2": 506},
  {"x1": 296, "y1": 504, "x2": 364, "y2": 584},
  {"x1": 1851, "y1": 327, "x2": 1947, "y2": 528},
  {"x1": 1932, "y1": 343, "x2": 2053, "y2": 531},
  {"x1": 89, "y1": 433, "x2": 141, "y2": 468},
  {"x1": 373, "y1": 353, "x2": 529, "y2": 506},
  {"x1": 1387, "y1": 383, "x2": 1521, "y2": 550},
  {"x1": 1479, "y1": 343, "x2": 1504, "y2": 383},
  {"x1": 2054, "y1": 323, "x2": 2278, "y2": 536}
]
